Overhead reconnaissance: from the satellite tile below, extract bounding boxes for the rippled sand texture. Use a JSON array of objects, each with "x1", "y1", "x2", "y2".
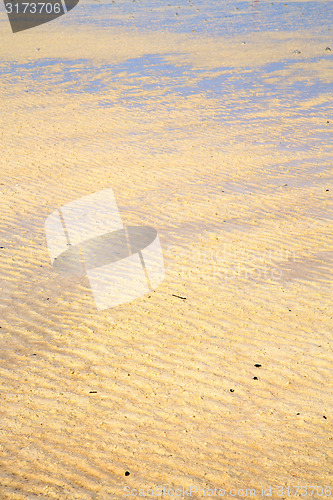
[{"x1": 0, "y1": 1, "x2": 332, "y2": 498}]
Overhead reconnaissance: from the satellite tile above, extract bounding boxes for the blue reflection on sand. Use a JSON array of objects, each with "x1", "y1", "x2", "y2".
[
  {"x1": 1, "y1": 53, "x2": 332, "y2": 106},
  {"x1": 69, "y1": 0, "x2": 332, "y2": 36}
]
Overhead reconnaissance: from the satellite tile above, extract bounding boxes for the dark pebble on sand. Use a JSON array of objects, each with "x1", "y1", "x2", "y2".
[
  {"x1": 254, "y1": 364, "x2": 262, "y2": 368},
  {"x1": 323, "y1": 415, "x2": 327, "y2": 419},
  {"x1": 325, "y1": 47, "x2": 331, "y2": 51},
  {"x1": 230, "y1": 389, "x2": 234, "y2": 392},
  {"x1": 296, "y1": 412, "x2": 300, "y2": 415},
  {"x1": 125, "y1": 471, "x2": 130, "y2": 476},
  {"x1": 89, "y1": 391, "x2": 97, "y2": 394},
  {"x1": 326, "y1": 189, "x2": 329, "y2": 192},
  {"x1": 253, "y1": 377, "x2": 258, "y2": 380}
]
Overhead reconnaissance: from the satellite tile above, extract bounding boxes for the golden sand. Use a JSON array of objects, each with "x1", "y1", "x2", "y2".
[{"x1": 0, "y1": 6, "x2": 332, "y2": 499}]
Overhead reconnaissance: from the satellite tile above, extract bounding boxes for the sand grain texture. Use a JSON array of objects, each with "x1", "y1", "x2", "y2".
[{"x1": 0, "y1": 1, "x2": 332, "y2": 498}]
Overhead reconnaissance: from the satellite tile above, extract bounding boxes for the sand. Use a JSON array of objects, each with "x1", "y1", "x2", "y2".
[{"x1": 0, "y1": 1, "x2": 332, "y2": 498}]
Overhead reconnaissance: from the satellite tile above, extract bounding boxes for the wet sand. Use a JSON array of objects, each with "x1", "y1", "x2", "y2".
[{"x1": 0, "y1": 1, "x2": 332, "y2": 498}]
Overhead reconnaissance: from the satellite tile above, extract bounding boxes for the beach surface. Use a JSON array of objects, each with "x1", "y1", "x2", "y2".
[{"x1": 0, "y1": 1, "x2": 332, "y2": 498}]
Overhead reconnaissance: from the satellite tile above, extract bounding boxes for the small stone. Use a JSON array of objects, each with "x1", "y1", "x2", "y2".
[
  {"x1": 323, "y1": 415, "x2": 327, "y2": 419},
  {"x1": 296, "y1": 412, "x2": 300, "y2": 415},
  {"x1": 326, "y1": 189, "x2": 329, "y2": 192},
  {"x1": 254, "y1": 364, "x2": 262, "y2": 368},
  {"x1": 125, "y1": 471, "x2": 130, "y2": 476},
  {"x1": 253, "y1": 376, "x2": 258, "y2": 380},
  {"x1": 293, "y1": 50, "x2": 301, "y2": 54},
  {"x1": 325, "y1": 47, "x2": 331, "y2": 51},
  {"x1": 230, "y1": 389, "x2": 234, "y2": 392},
  {"x1": 89, "y1": 391, "x2": 97, "y2": 394}
]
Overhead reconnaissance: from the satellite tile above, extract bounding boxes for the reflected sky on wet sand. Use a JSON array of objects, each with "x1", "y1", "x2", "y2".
[{"x1": 70, "y1": 0, "x2": 332, "y2": 35}]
